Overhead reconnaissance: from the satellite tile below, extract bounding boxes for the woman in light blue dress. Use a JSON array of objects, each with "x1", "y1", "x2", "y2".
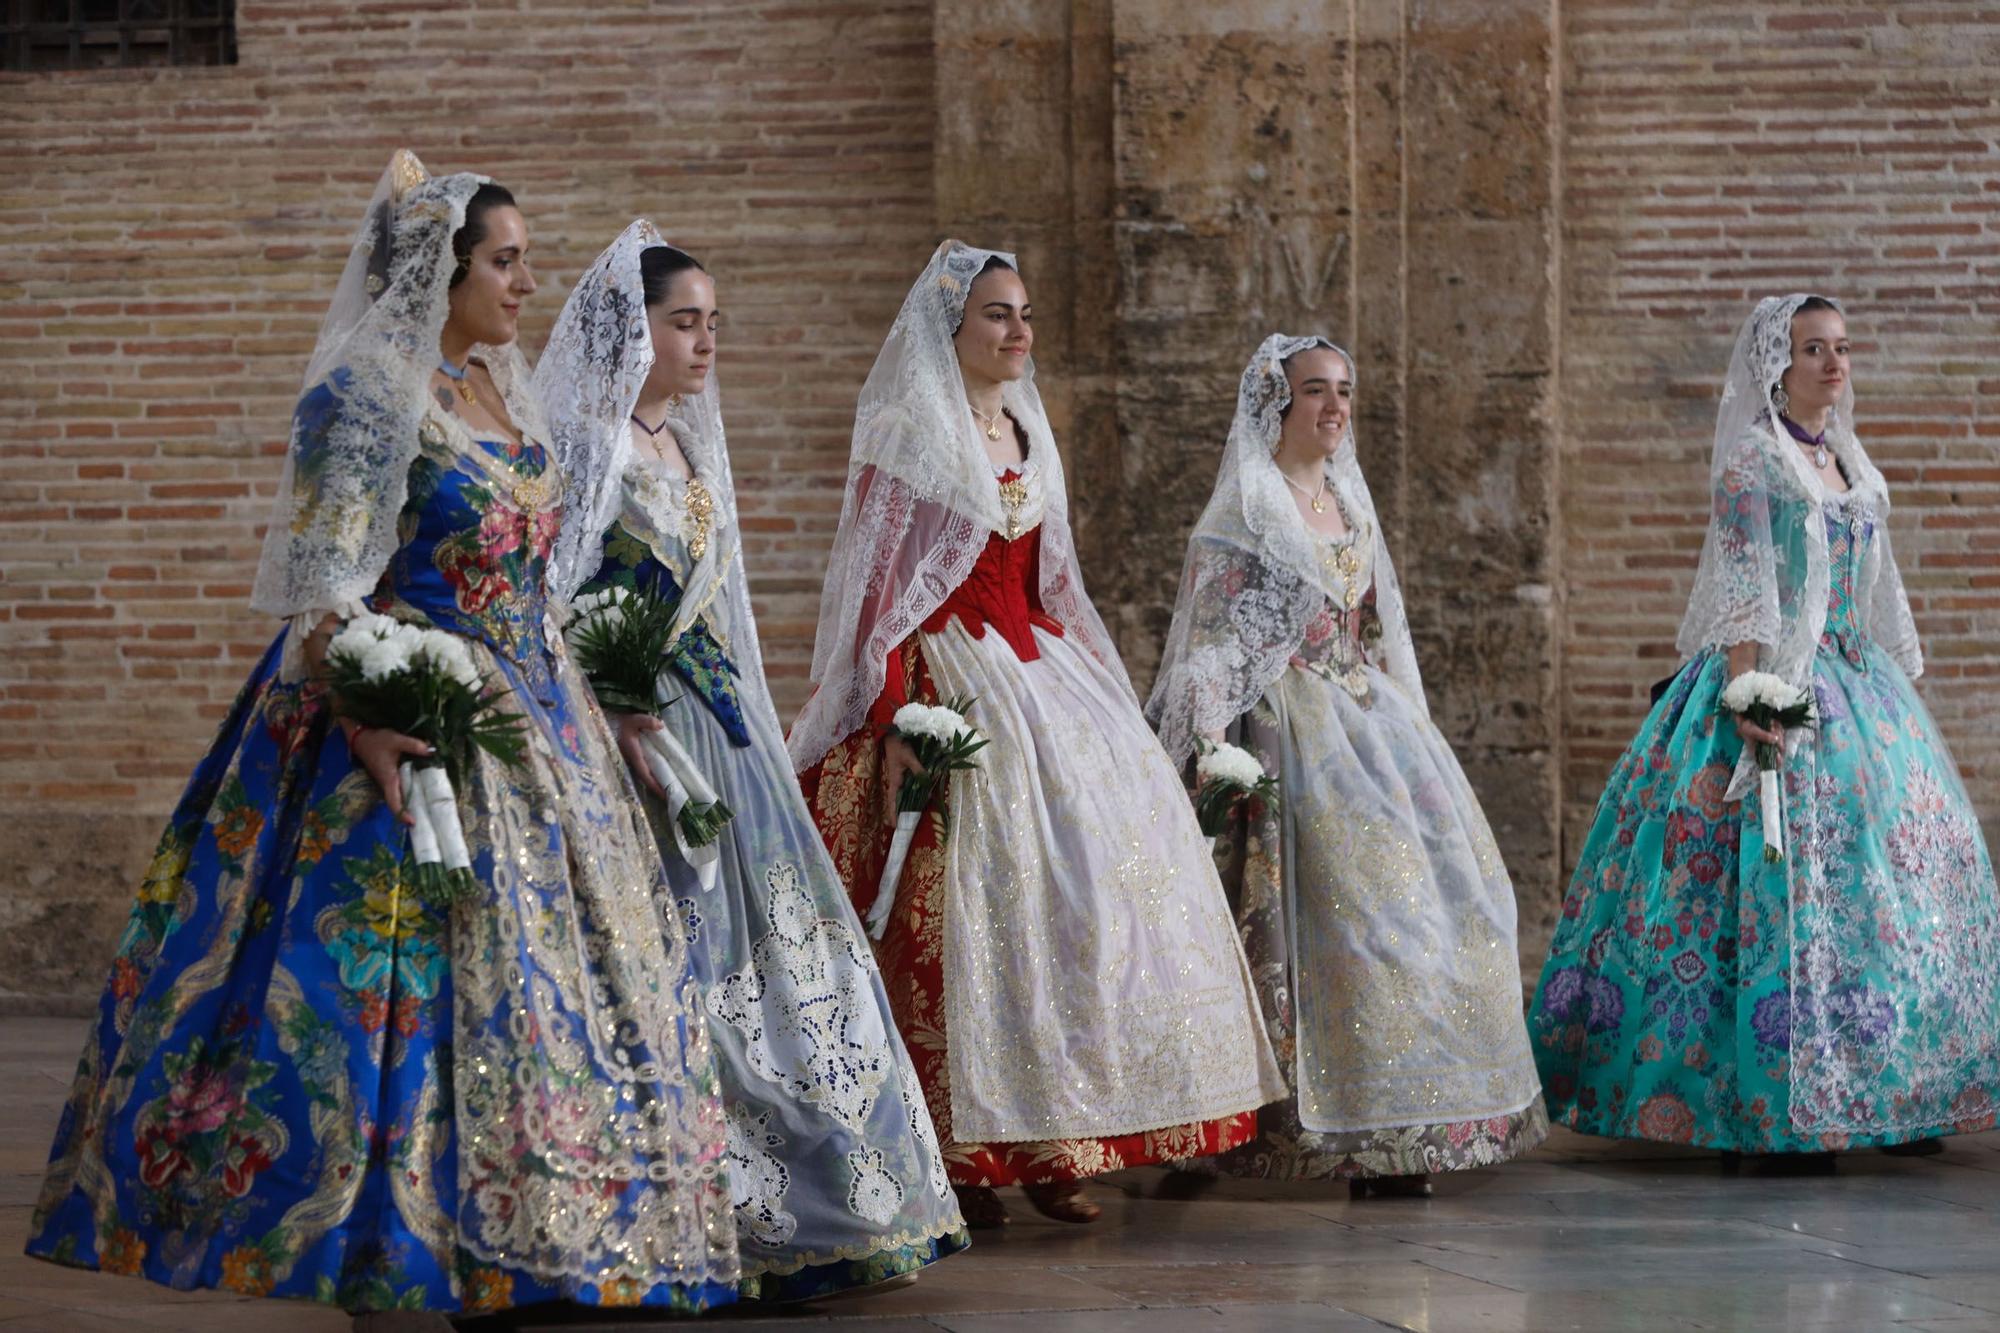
[
  {"x1": 535, "y1": 222, "x2": 968, "y2": 1299},
  {"x1": 1529, "y1": 295, "x2": 2000, "y2": 1162}
]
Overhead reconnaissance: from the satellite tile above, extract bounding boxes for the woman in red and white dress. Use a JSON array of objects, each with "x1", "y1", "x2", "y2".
[{"x1": 792, "y1": 240, "x2": 1283, "y2": 1229}]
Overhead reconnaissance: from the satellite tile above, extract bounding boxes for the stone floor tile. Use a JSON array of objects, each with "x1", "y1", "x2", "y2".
[
  {"x1": 1881, "y1": 1277, "x2": 2000, "y2": 1317},
  {"x1": 784, "y1": 1265, "x2": 1136, "y2": 1319},
  {"x1": 1054, "y1": 1260, "x2": 1507, "y2": 1307},
  {"x1": 933, "y1": 1303, "x2": 1383, "y2": 1332},
  {"x1": 44, "y1": 1302, "x2": 349, "y2": 1332},
  {"x1": 0, "y1": 1314, "x2": 153, "y2": 1333},
  {"x1": 1328, "y1": 1289, "x2": 1644, "y2": 1333},
  {"x1": 9, "y1": 1016, "x2": 2000, "y2": 1331},
  {"x1": 0, "y1": 1298, "x2": 59, "y2": 1324}
]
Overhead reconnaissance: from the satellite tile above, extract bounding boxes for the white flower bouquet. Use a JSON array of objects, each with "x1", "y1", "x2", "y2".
[
  {"x1": 1193, "y1": 738, "x2": 1280, "y2": 838},
  {"x1": 868, "y1": 696, "x2": 989, "y2": 940},
  {"x1": 566, "y1": 583, "x2": 733, "y2": 887},
  {"x1": 1719, "y1": 670, "x2": 1816, "y2": 863},
  {"x1": 323, "y1": 612, "x2": 526, "y2": 905}
]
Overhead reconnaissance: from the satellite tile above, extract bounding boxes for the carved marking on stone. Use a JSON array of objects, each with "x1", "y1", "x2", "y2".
[{"x1": 1278, "y1": 231, "x2": 1348, "y2": 306}]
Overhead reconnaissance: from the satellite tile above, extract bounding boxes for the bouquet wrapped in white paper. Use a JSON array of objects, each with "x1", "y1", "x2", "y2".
[
  {"x1": 566, "y1": 582, "x2": 733, "y2": 889},
  {"x1": 1192, "y1": 738, "x2": 1280, "y2": 839},
  {"x1": 1719, "y1": 670, "x2": 1816, "y2": 863},
  {"x1": 323, "y1": 612, "x2": 526, "y2": 905},
  {"x1": 868, "y1": 697, "x2": 988, "y2": 941}
]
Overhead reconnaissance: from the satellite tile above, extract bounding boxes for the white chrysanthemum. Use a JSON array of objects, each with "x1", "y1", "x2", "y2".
[
  {"x1": 892, "y1": 702, "x2": 964, "y2": 742},
  {"x1": 1721, "y1": 670, "x2": 1800, "y2": 714},
  {"x1": 327, "y1": 611, "x2": 398, "y2": 659},
  {"x1": 414, "y1": 628, "x2": 481, "y2": 689},
  {"x1": 1196, "y1": 741, "x2": 1265, "y2": 788},
  {"x1": 572, "y1": 586, "x2": 632, "y2": 621},
  {"x1": 353, "y1": 635, "x2": 412, "y2": 682},
  {"x1": 384, "y1": 620, "x2": 426, "y2": 656}
]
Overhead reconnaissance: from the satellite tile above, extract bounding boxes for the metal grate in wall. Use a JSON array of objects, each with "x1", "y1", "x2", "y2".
[{"x1": 2, "y1": 0, "x2": 235, "y2": 72}]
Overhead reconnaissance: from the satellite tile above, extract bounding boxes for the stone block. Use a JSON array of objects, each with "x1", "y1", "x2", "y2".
[
  {"x1": 0, "y1": 813, "x2": 156, "y2": 1012},
  {"x1": 1401, "y1": 367, "x2": 1558, "y2": 589},
  {"x1": 1113, "y1": 31, "x2": 1352, "y2": 223},
  {"x1": 1404, "y1": 219, "x2": 1556, "y2": 378},
  {"x1": 1414, "y1": 586, "x2": 1560, "y2": 750},
  {"x1": 1454, "y1": 748, "x2": 1563, "y2": 970},
  {"x1": 1405, "y1": 6, "x2": 1556, "y2": 223}
]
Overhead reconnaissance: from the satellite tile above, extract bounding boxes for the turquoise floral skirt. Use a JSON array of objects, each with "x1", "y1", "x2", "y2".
[{"x1": 1529, "y1": 645, "x2": 2000, "y2": 1152}]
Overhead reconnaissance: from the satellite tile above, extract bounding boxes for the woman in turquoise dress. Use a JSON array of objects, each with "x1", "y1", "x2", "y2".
[
  {"x1": 25, "y1": 154, "x2": 739, "y2": 1322},
  {"x1": 534, "y1": 221, "x2": 967, "y2": 1300},
  {"x1": 1529, "y1": 294, "x2": 2000, "y2": 1162}
]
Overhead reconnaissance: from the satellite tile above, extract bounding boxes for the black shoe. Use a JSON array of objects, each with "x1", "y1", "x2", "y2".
[
  {"x1": 1350, "y1": 1174, "x2": 1432, "y2": 1199},
  {"x1": 1881, "y1": 1137, "x2": 1945, "y2": 1157},
  {"x1": 1758, "y1": 1151, "x2": 1836, "y2": 1176},
  {"x1": 1155, "y1": 1167, "x2": 1217, "y2": 1201}
]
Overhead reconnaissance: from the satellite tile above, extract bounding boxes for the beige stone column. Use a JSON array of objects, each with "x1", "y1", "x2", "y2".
[{"x1": 1397, "y1": 0, "x2": 1564, "y2": 955}]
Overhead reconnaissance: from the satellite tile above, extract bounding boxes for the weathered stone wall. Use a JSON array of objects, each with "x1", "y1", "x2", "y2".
[{"x1": 6, "y1": 1, "x2": 2000, "y2": 1003}]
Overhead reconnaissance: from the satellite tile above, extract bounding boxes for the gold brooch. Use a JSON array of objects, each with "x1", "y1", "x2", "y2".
[
  {"x1": 997, "y1": 473, "x2": 1030, "y2": 540},
  {"x1": 684, "y1": 476, "x2": 715, "y2": 562},
  {"x1": 510, "y1": 468, "x2": 561, "y2": 514}
]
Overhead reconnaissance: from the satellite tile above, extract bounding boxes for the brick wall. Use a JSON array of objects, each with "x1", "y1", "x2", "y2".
[
  {"x1": 1559, "y1": 3, "x2": 2000, "y2": 867},
  {"x1": 0, "y1": 0, "x2": 934, "y2": 1002}
]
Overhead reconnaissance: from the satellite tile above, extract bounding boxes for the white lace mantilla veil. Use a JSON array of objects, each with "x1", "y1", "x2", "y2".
[
  {"x1": 1677, "y1": 294, "x2": 1921, "y2": 799},
  {"x1": 788, "y1": 239, "x2": 1126, "y2": 770},
  {"x1": 535, "y1": 219, "x2": 761, "y2": 681},
  {"x1": 1147, "y1": 333, "x2": 1425, "y2": 765},
  {"x1": 248, "y1": 150, "x2": 544, "y2": 645}
]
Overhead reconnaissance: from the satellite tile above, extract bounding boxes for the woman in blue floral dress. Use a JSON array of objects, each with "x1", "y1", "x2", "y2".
[
  {"x1": 1529, "y1": 295, "x2": 2000, "y2": 1162},
  {"x1": 25, "y1": 153, "x2": 739, "y2": 1322},
  {"x1": 535, "y1": 222, "x2": 967, "y2": 1299}
]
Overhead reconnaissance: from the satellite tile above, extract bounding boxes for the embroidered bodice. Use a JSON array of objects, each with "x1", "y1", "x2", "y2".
[
  {"x1": 377, "y1": 415, "x2": 563, "y2": 703},
  {"x1": 1290, "y1": 520, "x2": 1376, "y2": 700},
  {"x1": 1820, "y1": 490, "x2": 1876, "y2": 670},
  {"x1": 920, "y1": 466, "x2": 1063, "y2": 663},
  {"x1": 579, "y1": 459, "x2": 748, "y2": 746}
]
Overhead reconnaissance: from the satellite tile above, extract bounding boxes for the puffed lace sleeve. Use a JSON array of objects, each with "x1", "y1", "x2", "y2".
[
  {"x1": 1676, "y1": 430, "x2": 1782, "y2": 661},
  {"x1": 1865, "y1": 516, "x2": 1924, "y2": 680}
]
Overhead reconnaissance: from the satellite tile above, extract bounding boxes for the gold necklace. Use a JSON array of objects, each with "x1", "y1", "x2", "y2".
[
  {"x1": 438, "y1": 357, "x2": 478, "y2": 406},
  {"x1": 969, "y1": 401, "x2": 1005, "y2": 442},
  {"x1": 1281, "y1": 467, "x2": 1328, "y2": 513}
]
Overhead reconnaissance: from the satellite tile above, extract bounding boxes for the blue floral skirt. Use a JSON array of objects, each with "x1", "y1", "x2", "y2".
[{"x1": 26, "y1": 633, "x2": 740, "y2": 1314}]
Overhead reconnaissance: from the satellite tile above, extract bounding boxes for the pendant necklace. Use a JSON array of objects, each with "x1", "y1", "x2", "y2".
[
  {"x1": 1778, "y1": 412, "x2": 1830, "y2": 470},
  {"x1": 1281, "y1": 467, "x2": 1328, "y2": 513},
  {"x1": 969, "y1": 401, "x2": 1005, "y2": 442},
  {"x1": 437, "y1": 357, "x2": 477, "y2": 406}
]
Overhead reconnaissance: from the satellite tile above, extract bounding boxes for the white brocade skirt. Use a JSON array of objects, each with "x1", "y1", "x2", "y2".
[
  {"x1": 920, "y1": 620, "x2": 1285, "y2": 1143},
  {"x1": 1268, "y1": 663, "x2": 1543, "y2": 1133}
]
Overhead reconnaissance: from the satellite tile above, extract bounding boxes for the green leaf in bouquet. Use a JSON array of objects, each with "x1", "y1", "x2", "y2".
[
  {"x1": 1193, "y1": 771, "x2": 1280, "y2": 838},
  {"x1": 569, "y1": 583, "x2": 685, "y2": 718},
  {"x1": 676, "y1": 797, "x2": 735, "y2": 849}
]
